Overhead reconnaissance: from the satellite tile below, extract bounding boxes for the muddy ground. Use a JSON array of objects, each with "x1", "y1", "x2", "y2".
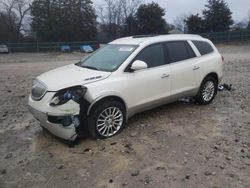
[{"x1": 0, "y1": 44, "x2": 249, "y2": 188}]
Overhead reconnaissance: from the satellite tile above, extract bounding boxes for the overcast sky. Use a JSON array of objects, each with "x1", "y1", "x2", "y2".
[{"x1": 93, "y1": 0, "x2": 250, "y2": 23}]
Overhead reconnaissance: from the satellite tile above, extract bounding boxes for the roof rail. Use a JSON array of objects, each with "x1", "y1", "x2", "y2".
[{"x1": 132, "y1": 34, "x2": 159, "y2": 38}]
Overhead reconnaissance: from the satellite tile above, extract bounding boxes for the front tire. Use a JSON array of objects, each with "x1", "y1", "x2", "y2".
[
  {"x1": 196, "y1": 76, "x2": 217, "y2": 105},
  {"x1": 88, "y1": 100, "x2": 126, "y2": 139}
]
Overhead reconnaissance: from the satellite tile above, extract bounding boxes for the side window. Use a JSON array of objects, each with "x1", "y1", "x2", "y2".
[
  {"x1": 192, "y1": 40, "x2": 214, "y2": 55},
  {"x1": 165, "y1": 41, "x2": 195, "y2": 63},
  {"x1": 135, "y1": 44, "x2": 165, "y2": 68}
]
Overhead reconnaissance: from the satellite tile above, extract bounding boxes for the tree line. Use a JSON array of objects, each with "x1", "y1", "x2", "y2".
[
  {"x1": 0, "y1": 0, "x2": 249, "y2": 43},
  {"x1": 185, "y1": 0, "x2": 233, "y2": 33}
]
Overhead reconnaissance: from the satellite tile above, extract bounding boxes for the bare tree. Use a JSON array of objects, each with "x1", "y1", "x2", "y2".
[
  {"x1": 121, "y1": 0, "x2": 142, "y2": 35},
  {"x1": 98, "y1": 0, "x2": 143, "y2": 38},
  {"x1": 0, "y1": 0, "x2": 30, "y2": 41},
  {"x1": 98, "y1": 0, "x2": 123, "y2": 38},
  {"x1": 173, "y1": 14, "x2": 188, "y2": 32},
  {"x1": 121, "y1": 0, "x2": 142, "y2": 19},
  {"x1": 237, "y1": 9, "x2": 250, "y2": 30}
]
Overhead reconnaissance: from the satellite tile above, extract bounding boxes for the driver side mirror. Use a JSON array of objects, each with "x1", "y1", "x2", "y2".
[{"x1": 130, "y1": 60, "x2": 148, "y2": 71}]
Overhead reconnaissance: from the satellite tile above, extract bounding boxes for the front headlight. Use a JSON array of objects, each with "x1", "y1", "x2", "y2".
[
  {"x1": 31, "y1": 79, "x2": 47, "y2": 101},
  {"x1": 50, "y1": 86, "x2": 87, "y2": 106}
]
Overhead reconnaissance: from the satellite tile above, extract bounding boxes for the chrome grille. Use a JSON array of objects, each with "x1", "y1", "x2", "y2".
[{"x1": 31, "y1": 80, "x2": 47, "y2": 101}]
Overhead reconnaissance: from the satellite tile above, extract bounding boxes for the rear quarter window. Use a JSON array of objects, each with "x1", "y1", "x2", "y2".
[{"x1": 192, "y1": 41, "x2": 214, "y2": 55}]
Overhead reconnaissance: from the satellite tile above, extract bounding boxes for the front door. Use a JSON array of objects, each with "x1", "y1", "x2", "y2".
[{"x1": 125, "y1": 43, "x2": 171, "y2": 113}]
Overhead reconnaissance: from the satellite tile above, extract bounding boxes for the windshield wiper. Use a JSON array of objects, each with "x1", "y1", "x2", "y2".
[{"x1": 81, "y1": 65, "x2": 99, "y2": 71}]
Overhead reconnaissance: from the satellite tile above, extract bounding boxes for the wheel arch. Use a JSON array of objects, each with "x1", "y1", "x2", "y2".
[
  {"x1": 87, "y1": 95, "x2": 127, "y2": 116},
  {"x1": 197, "y1": 72, "x2": 219, "y2": 97},
  {"x1": 203, "y1": 72, "x2": 219, "y2": 85}
]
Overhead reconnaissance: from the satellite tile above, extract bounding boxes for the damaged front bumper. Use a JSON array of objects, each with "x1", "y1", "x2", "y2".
[{"x1": 28, "y1": 93, "x2": 81, "y2": 141}]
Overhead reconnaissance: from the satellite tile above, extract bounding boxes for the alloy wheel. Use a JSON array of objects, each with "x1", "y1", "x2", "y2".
[
  {"x1": 96, "y1": 107, "x2": 123, "y2": 137},
  {"x1": 202, "y1": 81, "x2": 215, "y2": 102}
]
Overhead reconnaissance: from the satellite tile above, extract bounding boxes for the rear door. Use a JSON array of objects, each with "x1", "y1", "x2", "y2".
[
  {"x1": 164, "y1": 41, "x2": 198, "y2": 98},
  {"x1": 191, "y1": 40, "x2": 217, "y2": 86},
  {"x1": 125, "y1": 43, "x2": 171, "y2": 112}
]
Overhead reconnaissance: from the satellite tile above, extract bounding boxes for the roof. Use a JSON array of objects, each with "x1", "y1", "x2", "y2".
[{"x1": 110, "y1": 34, "x2": 203, "y2": 45}]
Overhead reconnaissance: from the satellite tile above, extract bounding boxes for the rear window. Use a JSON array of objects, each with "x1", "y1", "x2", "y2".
[
  {"x1": 192, "y1": 41, "x2": 214, "y2": 55},
  {"x1": 165, "y1": 41, "x2": 195, "y2": 63}
]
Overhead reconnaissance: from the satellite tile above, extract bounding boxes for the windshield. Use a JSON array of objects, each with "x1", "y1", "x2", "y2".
[{"x1": 77, "y1": 44, "x2": 137, "y2": 72}]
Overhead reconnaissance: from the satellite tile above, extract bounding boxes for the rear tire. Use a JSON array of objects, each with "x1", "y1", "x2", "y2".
[
  {"x1": 195, "y1": 76, "x2": 217, "y2": 105},
  {"x1": 87, "y1": 100, "x2": 126, "y2": 139}
]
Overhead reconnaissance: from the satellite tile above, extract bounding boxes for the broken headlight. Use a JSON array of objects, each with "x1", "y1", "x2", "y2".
[{"x1": 50, "y1": 86, "x2": 87, "y2": 106}]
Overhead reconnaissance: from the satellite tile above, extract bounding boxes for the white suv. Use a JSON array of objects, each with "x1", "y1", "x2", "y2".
[{"x1": 28, "y1": 34, "x2": 223, "y2": 141}]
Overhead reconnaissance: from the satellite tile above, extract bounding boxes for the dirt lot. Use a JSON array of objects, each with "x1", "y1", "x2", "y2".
[{"x1": 0, "y1": 44, "x2": 250, "y2": 188}]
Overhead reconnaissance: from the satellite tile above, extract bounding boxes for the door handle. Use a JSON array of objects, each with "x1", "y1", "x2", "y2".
[
  {"x1": 193, "y1": 65, "x2": 200, "y2": 70},
  {"x1": 161, "y1": 74, "x2": 170, "y2": 78}
]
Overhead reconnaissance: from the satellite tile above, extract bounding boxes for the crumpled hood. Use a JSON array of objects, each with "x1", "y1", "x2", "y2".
[{"x1": 37, "y1": 64, "x2": 111, "y2": 91}]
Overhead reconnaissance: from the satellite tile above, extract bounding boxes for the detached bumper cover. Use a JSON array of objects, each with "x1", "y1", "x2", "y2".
[
  {"x1": 28, "y1": 93, "x2": 79, "y2": 141},
  {"x1": 29, "y1": 106, "x2": 77, "y2": 140}
]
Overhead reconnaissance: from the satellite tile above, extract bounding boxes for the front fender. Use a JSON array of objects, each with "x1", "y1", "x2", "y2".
[{"x1": 86, "y1": 91, "x2": 127, "y2": 116}]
